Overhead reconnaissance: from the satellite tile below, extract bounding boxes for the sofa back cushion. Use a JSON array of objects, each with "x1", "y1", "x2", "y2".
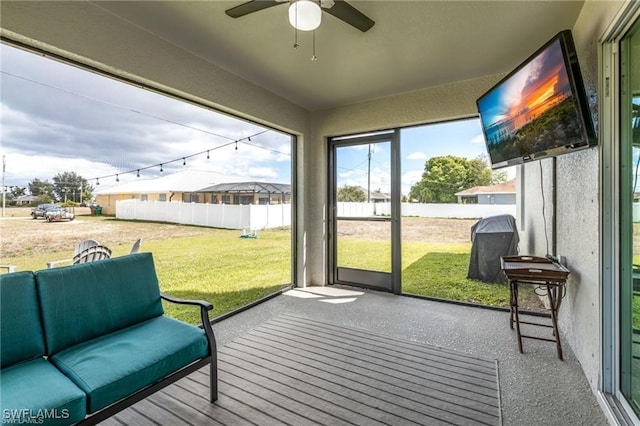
[
  {"x1": 1, "y1": 271, "x2": 46, "y2": 368},
  {"x1": 36, "y1": 253, "x2": 164, "y2": 355}
]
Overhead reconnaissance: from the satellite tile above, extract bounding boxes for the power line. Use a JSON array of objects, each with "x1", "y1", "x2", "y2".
[
  {"x1": 1, "y1": 70, "x2": 237, "y2": 142},
  {"x1": 1, "y1": 72, "x2": 292, "y2": 186}
]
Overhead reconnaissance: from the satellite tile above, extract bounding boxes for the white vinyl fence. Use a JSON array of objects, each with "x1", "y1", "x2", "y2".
[
  {"x1": 116, "y1": 200, "x2": 515, "y2": 230},
  {"x1": 116, "y1": 200, "x2": 291, "y2": 230},
  {"x1": 338, "y1": 202, "x2": 516, "y2": 219}
]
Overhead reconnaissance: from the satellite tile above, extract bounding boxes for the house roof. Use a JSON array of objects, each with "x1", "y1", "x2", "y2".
[
  {"x1": 368, "y1": 189, "x2": 391, "y2": 200},
  {"x1": 15, "y1": 195, "x2": 37, "y2": 202},
  {"x1": 455, "y1": 179, "x2": 516, "y2": 197},
  {"x1": 200, "y1": 182, "x2": 291, "y2": 194},
  {"x1": 94, "y1": 169, "x2": 244, "y2": 195}
]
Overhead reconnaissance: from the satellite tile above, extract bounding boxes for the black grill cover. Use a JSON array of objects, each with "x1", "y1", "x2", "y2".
[{"x1": 467, "y1": 214, "x2": 519, "y2": 283}]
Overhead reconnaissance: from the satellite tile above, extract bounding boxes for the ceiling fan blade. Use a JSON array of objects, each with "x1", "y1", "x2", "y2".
[
  {"x1": 225, "y1": 1, "x2": 282, "y2": 18},
  {"x1": 324, "y1": 0, "x2": 375, "y2": 32}
]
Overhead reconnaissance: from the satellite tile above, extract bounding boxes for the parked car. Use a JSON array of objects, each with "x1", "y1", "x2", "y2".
[
  {"x1": 31, "y1": 203, "x2": 57, "y2": 219},
  {"x1": 45, "y1": 207, "x2": 75, "y2": 222}
]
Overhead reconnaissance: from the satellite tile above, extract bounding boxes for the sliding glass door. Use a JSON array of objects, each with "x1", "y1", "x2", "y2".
[{"x1": 620, "y1": 17, "x2": 640, "y2": 415}]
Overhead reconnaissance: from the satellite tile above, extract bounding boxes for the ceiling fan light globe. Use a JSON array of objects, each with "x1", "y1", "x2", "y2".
[{"x1": 289, "y1": 0, "x2": 321, "y2": 31}]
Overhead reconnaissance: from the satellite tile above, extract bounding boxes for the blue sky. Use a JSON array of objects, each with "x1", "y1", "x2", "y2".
[{"x1": 337, "y1": 119, "x2": 505, "y2": 195}]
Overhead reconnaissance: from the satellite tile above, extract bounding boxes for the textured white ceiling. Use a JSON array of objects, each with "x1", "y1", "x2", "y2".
[{"x1": 3, "y1": 1, "x2": 586, "y2": 111}]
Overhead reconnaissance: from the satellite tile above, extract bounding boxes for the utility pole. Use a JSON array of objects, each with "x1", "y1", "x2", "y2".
[
  {"x1": 367, "y1": 144, "x2": 371, "y2": 203},
  {"x1": 2, "y1": 155, "x2": 5, "y2": 217}
]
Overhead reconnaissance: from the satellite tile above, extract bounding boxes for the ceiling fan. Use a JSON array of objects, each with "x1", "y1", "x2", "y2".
[{"x1": 225, "y1": 0, "x2": 375, "y2": 33}]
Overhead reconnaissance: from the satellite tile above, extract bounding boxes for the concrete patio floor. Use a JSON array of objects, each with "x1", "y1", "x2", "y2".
[{"x1": 210, "y1": 286, "x2": 607, "y2": 426}]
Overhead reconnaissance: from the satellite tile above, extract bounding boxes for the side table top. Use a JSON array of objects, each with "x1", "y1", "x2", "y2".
[{"x1": 501, "y1": 255, "x2": 570, "y2": 281}]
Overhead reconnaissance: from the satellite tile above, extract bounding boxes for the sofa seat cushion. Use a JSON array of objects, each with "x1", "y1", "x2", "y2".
[
  {"x1": 0, "y1": 358, "x2": 87, "y2": 425},
  {"x1": 50, "y1": 316, "x2": 209, "y2": 413}
]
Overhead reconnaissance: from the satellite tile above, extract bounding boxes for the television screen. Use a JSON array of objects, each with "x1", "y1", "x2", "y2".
[{"x1": 476, "y1": 30, "x2": 596, "y2": 169}]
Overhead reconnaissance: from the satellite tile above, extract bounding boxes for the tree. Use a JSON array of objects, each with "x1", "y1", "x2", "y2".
[
  {"x1": 337, "y1": 185, "x2": 366, "y2": 202},
  {"x1": 409, "y1": 155, "x2": 503, "y2": 203},
  {"x1": 10, "y1": 186, "x2": 26, "y2": 197},
  {"x1": 28, "y1": 178, "x2": 54, "y2": 198},
  {"x1": 52, "y1": 172, "x2": 93, "y2": 203}
]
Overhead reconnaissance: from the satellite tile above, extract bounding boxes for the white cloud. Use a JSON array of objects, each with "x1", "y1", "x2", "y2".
[
  {"x1": 407, "y1": 152, "x2": 428, "y2": 160},
  {"x1": 401, "y1": 170, "x2": 423, "y2": 195},
  {"x1": 471, "y1": 134, "x2": 486, "y2": 144},
  {"x1": 246, "y1": 167, "x2": 279, "y2": 180},
  {"x1": 1, "y1": 44, "x2": 292, "y2": 189}
]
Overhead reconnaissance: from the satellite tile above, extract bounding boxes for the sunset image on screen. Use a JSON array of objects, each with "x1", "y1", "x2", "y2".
[{"x1": 477, "y1": 38, "x2": 585, "y2": 166}]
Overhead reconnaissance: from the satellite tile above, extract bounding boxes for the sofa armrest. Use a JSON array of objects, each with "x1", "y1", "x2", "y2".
[
  {"x1": 160, "y1": 292, "x2": 218, "y2": 401},
  {"x1": 160, "y1": 292, "x2": 213, "y2": 310},
  {"x1": 160, "y1": 292, "x2": 214, "y2": 330}
]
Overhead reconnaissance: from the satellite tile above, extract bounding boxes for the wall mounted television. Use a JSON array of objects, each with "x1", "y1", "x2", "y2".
[{"x1": 476, "y1": 30, "x2": 596, "y2": 170}]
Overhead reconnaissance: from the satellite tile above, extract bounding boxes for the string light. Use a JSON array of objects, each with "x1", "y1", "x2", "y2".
[{"x1": 87, "y1": 129, "x2": 274, "y2": 184}]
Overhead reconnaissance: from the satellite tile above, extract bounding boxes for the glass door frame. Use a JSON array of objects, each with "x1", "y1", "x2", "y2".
[
  {"x1": 601, "y1": 2, "x2": 640, "y2": 422},
  {"x1": 328, "y1": 130, "x2": 402, "y2": 294}
]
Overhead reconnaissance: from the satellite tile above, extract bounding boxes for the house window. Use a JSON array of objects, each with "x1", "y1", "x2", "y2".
[
  {"x1": 141, "y1": 194, "x2": 148, "y2": 201},
  {"x1": 222, "y1": 195, "x2": 231, "y2": 204},
  {"x1": 159, "y1": 194, "x2": 166, "y2": 202}
]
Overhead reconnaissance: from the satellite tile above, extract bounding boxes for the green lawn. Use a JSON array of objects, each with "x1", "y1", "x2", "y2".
[
  {"x1": 4, "y1": 219, "x2": 542, "y2": 325},
  {"x1": 4, "y1": 228, "x2": 292, "y2": 325},
  {"x1": 338, "y1": 238, "x2": 534, "y2": 308}
]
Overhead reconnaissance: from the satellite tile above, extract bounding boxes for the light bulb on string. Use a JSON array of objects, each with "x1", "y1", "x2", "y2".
[
  {"x1": 182, "y1": 157, "x2": 186, "y2": 167},
  {"x1": 116, "y1": 174, "x2": 119, "y2": 182},
  {"x1": 96, "y1": 178, "x2": 100, "y2": 186},
  {"x1": 235, "y1": 141, "x2": 238, "y2": 151},
  {"x1": 160, "y1": 164, "x2": 164, "y2": 173},
  {"x1": 206, "y1": 150, "x2": 210, "y2": 160},
  {"x1": 136, "y1": 169, "x2": 140, "y2": 178}
]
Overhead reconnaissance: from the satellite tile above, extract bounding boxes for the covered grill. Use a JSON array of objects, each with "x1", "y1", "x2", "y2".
[{"x1": 467, "y1": 214, "x2": 519, "y2": 283}]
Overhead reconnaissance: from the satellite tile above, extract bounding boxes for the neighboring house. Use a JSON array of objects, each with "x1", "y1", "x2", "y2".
[
  {"x1": 199, "y1": 182, "x2": 291, "y2": 205},
  {"x1": 14, "y1": 194, "x2": 37, "y2": 206},
  {"x1": 94, "y1": 169, "x2": 243, "y2": 215},
  {"x1": 455, "y1": 179, "x2": 516, "y2": 205},
  {"x1": 368, "y1": 188, "x2": 391, "y2": 203},
  {"x1": 356, "y1": 186, "x2": 391, "y2": 203}
]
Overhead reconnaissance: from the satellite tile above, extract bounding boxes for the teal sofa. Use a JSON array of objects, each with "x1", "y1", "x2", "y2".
[{"x1": 0, "y1": 253, "x2": 217, "y2": 425}]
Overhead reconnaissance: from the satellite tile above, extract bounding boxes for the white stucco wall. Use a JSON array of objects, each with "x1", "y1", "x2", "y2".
[{"x1": 519, "y1": 0, "x2": 623, "y2": 393}]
